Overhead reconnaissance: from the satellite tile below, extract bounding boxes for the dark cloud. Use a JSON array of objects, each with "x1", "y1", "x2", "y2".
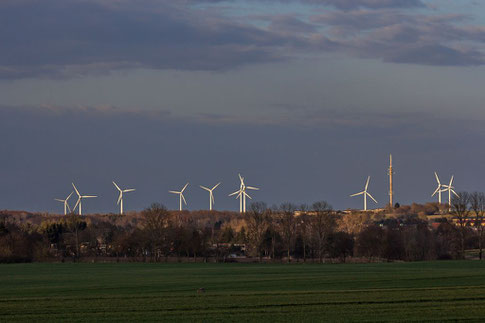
[
  {"x1": 267, "y1": 15, "x2": 318, "y2": 33},
  {"x1": 383, "y1": 44, "x2": 484, "y2": 66},
  {"x1": 301, "y1": 0, "x2": 425, "y2": 10},
  {"x1": 0, "y1": 0, "x2": 291, "y2": 79},
  {"x1": 188, "y1": 0, "x2": 425, "y2": 10},
  {"x1": 0, "y1": 0, "x2": 484, "y2": 79},
  {"x1": 312, "y1": 10, "x2": 485, "y2": 66}
]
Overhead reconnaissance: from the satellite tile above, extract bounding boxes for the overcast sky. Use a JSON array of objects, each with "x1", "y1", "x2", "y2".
[{"x1": 1, "y1": 0, "x2": 485, "y2": 213}]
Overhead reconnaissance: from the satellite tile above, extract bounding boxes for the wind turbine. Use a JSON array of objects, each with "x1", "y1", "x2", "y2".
[
  {"x1": 54, "y1": 191, "x2": 74, "y2": 215},
  {"x1": 441, "y1": 175, "x2": 459, "y2": 209},
  {"x1": 431, "y1": 172, "x2": 445, "y2": 204},
  {"x1": 229, "y1": 174, "x2": 259, "y2": 213},
  {"x1": 200, "y1": 182, "x2": 221, "y2": 211},
  {"x1": 72, "y1": 183, "x2": 97, "y2": 216},
  {"x1": 350, "y1": 176, "x2": 378, "y2": 211},
  {"x1": 113, "y1": 181, "x2": 135, "y2": 215},
  {"x1": 229, "y1": 186, "x2": 246, "y2": 213},
  {"x1": 169, "y1": 183, "x2": 189, "y2": 211}
]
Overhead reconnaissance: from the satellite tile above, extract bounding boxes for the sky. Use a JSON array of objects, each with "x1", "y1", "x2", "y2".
[{"x1": 1, "y1": 0, "x2": 485, "y2": 213}]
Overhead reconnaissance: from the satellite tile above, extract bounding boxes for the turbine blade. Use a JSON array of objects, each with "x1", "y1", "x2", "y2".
[
  {"x1": 211, "y1": 193, "x2": 215, "y2": 204},
  {"x1": 117, "y1": 193, "x2": 122, "y2": 205},
  {"x1": 112, "y1": 181, "x2": 121, "y2": 191},
  {"x1": 72, "y1": 183, "x2": 80, "y2": 196},
  {"x1": 181, "y1": 194, "x2": 187, "y2": 205},
  {"x1": 200, "y1": 185, "x2": 211, "y2": 192},
  {"x1": 244, "y1": 191, "x2": 252, "y2": 199},
  {"x1": 74, "y1": 198, "x2": 81, "y2": 211},
  {"x1": 54, "y1": 199, "x2": 64, "y2": 202},
  {"x1": 365, "y1": 176, "x2": 370, "y2": 190},
  {"x1": 66, "y1": 191, "x2": 74, "y2": 201},
  {"x1": 212, "y1": 182, "x2": 221, "y2": 190},
  {"x1": 246, "y1": 186, "x2": 259, "y2": 190},
  {"x1": 66, "y1": 203, "x2": 71, "y2": 213},
  {"x1": 367, "y1": 192, "x2": 378, "y2": 203},
  {"x1": 181, "y1": 183, "x2": 189, "y2": 193},
  {"x1": 83, "y1": 195, "x2": 97, "y2": 198},
  {"x1": 229, "y1": 190, "x2": 240, "y2": 197},
  {"x1": 434, "y1": 172, "x2": 440, "y2": 185},
  {"x1": 451, "y1": 190, "x2": 459, "y2": 198},
  {"x1": 123, "y1": 189, "x2": 135, "y2": 193},
  {"x1": 431, "y1": 186, "x2": 440, "y2": 197},
  {"x1": 350, "y1": 191, "x2": 365, "y2": 197},
  {"x1": 169, "y1": 191, "x2": 180, "y2": 194},
  {"x1": 449, "y1": 175, "x2": 454, "y2": 186}
]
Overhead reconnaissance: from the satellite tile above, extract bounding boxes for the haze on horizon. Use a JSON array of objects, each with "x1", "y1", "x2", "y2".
[{"x1": 1, "y1": 0, "x2": 485, "y2": 213}]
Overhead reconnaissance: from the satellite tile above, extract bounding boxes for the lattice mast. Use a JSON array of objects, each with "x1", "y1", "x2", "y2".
[{"x1": 388, "y1": 154, "x2": 394, "y2": 206}]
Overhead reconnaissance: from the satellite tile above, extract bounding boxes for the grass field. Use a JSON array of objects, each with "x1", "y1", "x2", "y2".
[{"x1": 2, "y1": 261, "x2": 485, "y2": 321}]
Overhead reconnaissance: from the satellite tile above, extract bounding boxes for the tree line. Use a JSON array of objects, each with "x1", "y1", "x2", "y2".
[{"x1": 0, "y1": 193, "x2": 484, "y2": 263}]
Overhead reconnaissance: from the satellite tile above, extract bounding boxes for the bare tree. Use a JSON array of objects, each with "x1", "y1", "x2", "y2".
[
  {"x1": 65, "y1": 214, "x2": 87, "y2": 260},
  {"x1": 246, "y1": 202, "x2": 270, "y2": 262},
  {"x1": 470, "y1": 192, "x2": 485, "y2": 260},
  {"x1": 276, "y1": 202, "x2": 297, "y2": 262},
  {"x1": 298, "y1": 203, "x2": 310, "y2": 263},
  {"x1": 310, "y1": 201, "x2": 335, "y2": 263},
  {"x1": 142, "y1": 203, "x2": 171, "y2": 261},
  {"x1": 451, "y1": 192, "x2": 470, "y2": 258}
]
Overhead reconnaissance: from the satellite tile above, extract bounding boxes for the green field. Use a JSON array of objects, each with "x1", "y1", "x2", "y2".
[{"x1": 2, "y1": 261, "x2": 485, "y2": 321}]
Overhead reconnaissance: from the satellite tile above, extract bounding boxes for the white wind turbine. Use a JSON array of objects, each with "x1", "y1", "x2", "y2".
[
  {"x1": 229, "y1": 174, "x2": 259, "y2": 213},
  {"x1": 200, "y1": 182, "x2": 221, "y2": 211},
  {"x1": 54, "y1": 191, "x2": 74, "y2": 215},
  {"x1": 350, "y1": 176, "x2": 378, "y2": 211},
  {"x1": 431, "y1": 172, "x2": 445, "y2": 204},
  {"x1": 169, "y1": 183, "x2": 189, "y2": 211},
  {"x1": 72, "y1": 183, "x2": 97, "y2": 216},
  {"x1": 113, "y1": 181, "x2": 135, "y2": 215},
  {"x1": 441, "y1": 175, "x2": 459, "y2": 209}
]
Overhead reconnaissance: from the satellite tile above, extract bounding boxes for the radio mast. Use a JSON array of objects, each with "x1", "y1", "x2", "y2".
[{"x1": 388, "y1": 154, "x2": 394, "y2": 206}]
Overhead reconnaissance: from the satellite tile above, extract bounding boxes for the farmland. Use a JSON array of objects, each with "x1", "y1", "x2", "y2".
[{"x1": 1, "y1": 261, "x2": 485, "y2": 321}]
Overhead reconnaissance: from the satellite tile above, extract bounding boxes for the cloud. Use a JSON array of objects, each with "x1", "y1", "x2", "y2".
[
  {"x1": 267, "y1": 15, "x2": 318, "y2": 33},
  {"x1": 0, "y1": 0, "x2": 484, "y2": 79},
  {"x1": 187, "y1": 0, "x2": 425, "y2": 10},
  {"x1": 5, "y1": 103, "x2": 485, "y2": 134},
  {"x1": 301, "y1": 0, "x2": 425, "y2": 10},
  {"x1": 0, "y1": 0, "x2": 292, "y2": 79},
  {"x1": 312, "y1": 10, "x2": 485, "y2": 66}
]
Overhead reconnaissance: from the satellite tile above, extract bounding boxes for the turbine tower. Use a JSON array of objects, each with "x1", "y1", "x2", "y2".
[
  {"x1": 441, "y1": 175, "x2": 459, "y2": 210},
  {"x1": 350, "y1": 176, "x2": 378, "y2": 211},
  {"x1": 169, "y1": 183, "x2": 189, "y2": 211},
  {"x1": 200, "y1": 182, "x2": 221, "y2": 211},
  {"x1": 388, "y1": 154, "x2": 394, "y2": 206},
  {"x1": 431, "y1": 172, "x2": 445, "y2": 204},
  {"x1": 229, "y1": 174, "x2": 259, "y2": 213},
  {"x1": 72, "y1": 183, "x2": 97, "y2": 216},
  {"x1": 113, "y1": 181, "x2": 135, "y2": 215},
  {"x1": 54, "y1": 191, "x2": 74, "y2": 215}
]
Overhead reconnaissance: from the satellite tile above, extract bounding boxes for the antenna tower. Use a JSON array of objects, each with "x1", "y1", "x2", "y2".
[{"x1": 388, "y1": 154, "x2": 394, "y2": 206}]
